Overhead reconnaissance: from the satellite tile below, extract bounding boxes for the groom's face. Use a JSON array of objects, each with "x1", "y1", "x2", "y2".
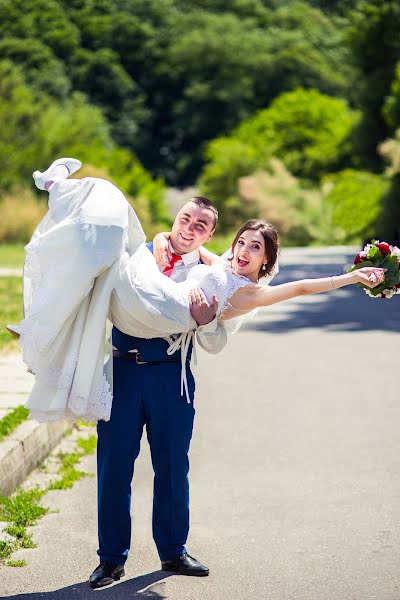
[{"x1": 170, "y1": 201, "x2": 215, "y2": 254}]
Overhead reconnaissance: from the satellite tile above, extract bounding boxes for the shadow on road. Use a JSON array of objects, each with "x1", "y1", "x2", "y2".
[
  {"x1": 6, "y1": 571, "x2": 172, "y2": 600},
  {"x1": 245, "y1": 262, "x2": 400, "y2": 334}
]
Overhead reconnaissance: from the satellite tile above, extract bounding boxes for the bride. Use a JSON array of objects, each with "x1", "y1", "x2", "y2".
[{"x1": 15, "y1": 159, "x2": 386, "y2": 423}]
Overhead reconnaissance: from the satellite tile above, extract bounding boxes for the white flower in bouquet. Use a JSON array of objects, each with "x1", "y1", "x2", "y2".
[{"x1": 389, "y1": 245, "x2": 400, "y2": 259}]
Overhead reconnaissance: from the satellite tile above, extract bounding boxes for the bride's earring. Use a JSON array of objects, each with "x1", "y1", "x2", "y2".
[{"x1": 262, "y1": 264, "x2": 267, "y2": 271}]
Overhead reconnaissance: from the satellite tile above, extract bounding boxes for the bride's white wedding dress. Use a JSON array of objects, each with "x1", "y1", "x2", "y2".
[{"x1": 18, "y1": 177, "x2": 260, "y2": 422}]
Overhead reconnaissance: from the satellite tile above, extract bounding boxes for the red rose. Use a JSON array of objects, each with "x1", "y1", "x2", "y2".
[
  {"x1": 354, "y1": 252, "x2": 364, "y2": 264},
  {"x1": 377, "y1": 242, "x2": 391, "y2": 255},
  {"x1": 396, "y1": 283, "x2": 400, "y2": 289}
]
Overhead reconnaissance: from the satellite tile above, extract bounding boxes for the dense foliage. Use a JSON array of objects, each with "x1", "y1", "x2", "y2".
[{"x1": 1, "y1": 0, "x2": 399, "y2": 244}]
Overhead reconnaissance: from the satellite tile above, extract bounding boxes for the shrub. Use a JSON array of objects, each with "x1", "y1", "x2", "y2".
[
  {"x1": 199, "y1": 138, "x2": 266, "y2": 229},
  {"x1": 238, "y1": 159, "x2": 324, "y2": 246},
  {"x1": 322, "y1": 169, "x2": 390, "y2": 242},
  {"x1": 234, "y1": 88, "x2": 359, "y2": 181},
  {"x1": 199, "y1": 88, "x2": 360, "y2": 231},
  {"x1": 0, "y1": 189, "x2": 46, "y2": 243},
  {"x1": 378, "y1": 128, "x2": 400, "y2": 176}
]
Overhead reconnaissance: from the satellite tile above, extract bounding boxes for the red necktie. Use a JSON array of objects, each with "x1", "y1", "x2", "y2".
[{"x1": 162, "y1": 253, "x2": 182, "y2": 277}]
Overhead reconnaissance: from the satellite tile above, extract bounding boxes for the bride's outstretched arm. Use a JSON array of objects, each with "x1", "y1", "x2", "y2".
[{"x1": 229, "y1": 267, "x2": 387, "y2": 311}]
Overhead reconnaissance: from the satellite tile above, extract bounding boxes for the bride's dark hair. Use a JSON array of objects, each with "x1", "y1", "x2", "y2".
[{"x1": 231, "y1": 220, "x2": 279, "y2": 279}]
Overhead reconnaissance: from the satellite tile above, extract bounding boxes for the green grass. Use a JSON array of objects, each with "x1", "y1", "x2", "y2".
[
  {"x1": 48, "y1": 467, "x2": 88, "y2": 490},
  {"x1": 0, "y1": 406, "x2": 29, "y2": 442},
  {"x1": 0, "y1": 244, "x2": 25, "y2": 269},
  {"x1": 0, "y1": 487, "x2": 47, "y2": 526},
  {"x1": 0, "y1": 539, "x2": 14, "y2": 560},
  {"x1": 48, "y1": 435, "x2": 97, "y2": 490},
  {"x1": 0, "y1": 276, "x2": 23, "y2": 353},
  {"x1": 48, "y1": 451, "x2": 86, "y2": 490},
  {"x1": 0, "y1": 432, "x2": 98, "y2": 566},
  {"x1": 76, "y1": 434, "x2": 97, "y2": 454},
  {"x1": 7, "y1": 559, "x2": 27, "y2": 567},
  {"x1": 4, "y1": 524, "x2": 36, "y2": 548},
  {"x1": 0, "y1": 486, "x2": 47, "y2": 565}
]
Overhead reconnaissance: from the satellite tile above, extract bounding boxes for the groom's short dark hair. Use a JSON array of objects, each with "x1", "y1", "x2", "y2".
[{"x1": 189, "y1": 196, "x2": 218, "y2": 230}]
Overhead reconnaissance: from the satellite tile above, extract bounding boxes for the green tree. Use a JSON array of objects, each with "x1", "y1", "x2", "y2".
[
  {"x1": 0, "y1": 59, "x2": 110, "y2": 188},
  {"x1": 201, "y1": 88, "x2": 359, "y2": 202},
  {"x1": 238, "y1": 159, "x2": 324, "y2": 246},
  {"x1": 0, "y1": 38, "x2": 70, "y2": 99},
  {"x1": 238, "y1": 88, "x2": 359, "y2": 180},
  {"x1": 346, "y1": 0, "x2": 400, "y2": 169},
  {"x1": 0, "y1": 59, "x2": 167, "y2": 230},
  {"x1": 173, "y1": 0, "x2": 271, "y2": 23},
  {"x1": 70, "y1": 48, "x2": 149, "y2": 148},
  {"x1": 322, "y1": 169, "x2": 390, "y2": 241},
  {"x1": 148, "y1": 3, "x2": 351, "y2": 183},
  {"x1": 383, "y1": 63, "x2": 400, "y2": 131},
  {"x1": 199, "y1": 138, "x2": 267, "y2": 229},
  {"x1": 377, "y1": 130, "x2": 400, "y2": 243},
  {"x1": 0, "y1": 0, "x2": 80, "y2": 60},
  {"x1": 0, "y1": 60, "x2": 47, "y2": 188}
]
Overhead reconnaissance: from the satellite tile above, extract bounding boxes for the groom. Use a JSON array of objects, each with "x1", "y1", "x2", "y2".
[{"x1": 90, "y1": 196, "x2": 227, "y2": 588}]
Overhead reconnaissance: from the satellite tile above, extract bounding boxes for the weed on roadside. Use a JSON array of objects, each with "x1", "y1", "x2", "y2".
[
  {"x1": 77, "y1": 434, "x2": 97, "y2": 454},
  {"x1": 4, "y1": 524, "x2": 36, "y2": 548},
  {"x1": 0, "y1": 429, "x2": 97, "y2": 566},
  {"x1": 0, "y1": 487, "x2": 47, "y2": 525},
  {"x1": 7, "y1": 559, "x2": 27, "y2": 567},
  {"x1": 48, "y1": 434, "x2": 97, "y2": 490},
  {"x1": 0, "y1": 539, "x2": 14, "y2": 561},
  {"x1": 0, "y1": 487, "x2": 46, "y2": 565},
  {"x1": 0, "y1": 405, "x2": 29, "y2": 442}
]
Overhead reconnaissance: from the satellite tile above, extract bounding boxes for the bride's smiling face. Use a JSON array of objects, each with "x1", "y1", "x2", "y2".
[{"x1": 232, "y1": 229, "x2": 267, "y2": 282}]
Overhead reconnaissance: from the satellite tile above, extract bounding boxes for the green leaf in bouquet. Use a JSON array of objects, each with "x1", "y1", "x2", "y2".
[
  {"x1": 386, "y1": 254, "x2": 398, "y2": 266},
  {"x1": 368, "y1": 246, "x2": 378, "y2": 258},
  {"x1": 357, "y1": 281, "x2": 386, "y2": 295},
  {"x1": 384, "y1": 274, "x2": 399, "y2": 287},
  {"x1": 348, "y1": 261, "x2": 373, "y2": 273},
  {"x1": 367, "y1": 288, "x2": 382, "y2": 296},
  {"x1": 381, "y1": 254, "x2": 400, "y2": 286}
]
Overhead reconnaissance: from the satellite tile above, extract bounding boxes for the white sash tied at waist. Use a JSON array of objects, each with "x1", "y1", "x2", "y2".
[{"x1": 166, "y1": 331, "x2": 197, "y2": 403}]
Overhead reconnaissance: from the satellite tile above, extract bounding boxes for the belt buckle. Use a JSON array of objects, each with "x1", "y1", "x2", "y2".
[{"x1": 134, "y1": 352, "x2": 147, "y2": 365}]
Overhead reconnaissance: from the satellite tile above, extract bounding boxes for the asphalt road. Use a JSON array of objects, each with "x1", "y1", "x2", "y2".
[{"x1": 2, "y1": 248, "x2": 400, "y2": 600}]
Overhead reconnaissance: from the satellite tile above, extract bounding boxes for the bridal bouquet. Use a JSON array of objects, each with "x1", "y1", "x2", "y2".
[{"x1": 349, "y1": 240, "x2": 400, "y2": 298}]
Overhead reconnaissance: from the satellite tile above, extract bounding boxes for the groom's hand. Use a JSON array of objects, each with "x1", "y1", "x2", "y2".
[{"x1": 189, "y1": 289, "x2": 219, "y2": 325}]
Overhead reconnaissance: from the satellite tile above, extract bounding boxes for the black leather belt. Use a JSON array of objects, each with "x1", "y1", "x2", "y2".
[{"x1": 112, "y1": 349, "x2": 180, "y2": 364}]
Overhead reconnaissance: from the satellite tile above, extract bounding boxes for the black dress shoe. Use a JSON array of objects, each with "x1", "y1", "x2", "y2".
[
  {"x1": 89, "y1": 560, "x2": 125, "y2": 588},
  {"x1": 161, "y1": 552, "x2": 209, "y2": 576}
]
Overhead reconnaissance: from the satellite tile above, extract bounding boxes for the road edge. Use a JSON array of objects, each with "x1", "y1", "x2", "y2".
[{"x1": 0, "y1": 419, "x2": 71, "y2": 496}]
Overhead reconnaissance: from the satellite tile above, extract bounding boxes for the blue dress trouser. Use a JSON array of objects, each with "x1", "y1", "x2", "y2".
[{"x1": 97, "y1": 328, "x2": 195, "y2": 564}]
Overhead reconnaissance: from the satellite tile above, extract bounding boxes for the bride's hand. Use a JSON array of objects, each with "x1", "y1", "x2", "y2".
[
  {"x1": 153, "y1": 232, "x2": 172, "y2": 267},
  {"x1": 355, "y1": 267, "x2": 387, "y2": 288}
]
